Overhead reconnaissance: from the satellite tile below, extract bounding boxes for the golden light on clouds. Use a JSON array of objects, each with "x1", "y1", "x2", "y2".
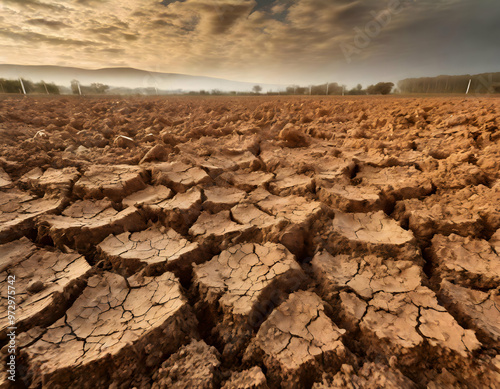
[{"x1": 0, "y1": 0, "x2": 498, "y2": 85}]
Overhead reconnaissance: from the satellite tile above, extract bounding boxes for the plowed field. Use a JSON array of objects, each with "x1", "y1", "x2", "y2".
[{"x1": 1, "y1": 95, "x2": 499, "y2": 388}]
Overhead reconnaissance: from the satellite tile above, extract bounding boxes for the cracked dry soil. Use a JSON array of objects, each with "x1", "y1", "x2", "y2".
[{"x1": 0, "y1": 95, "x2": 500, "y2": 388}]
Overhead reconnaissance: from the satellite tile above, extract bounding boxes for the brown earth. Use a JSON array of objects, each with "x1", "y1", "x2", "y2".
[{"x1": 0, "y1": 95, "x2": 499, "y2": 388}]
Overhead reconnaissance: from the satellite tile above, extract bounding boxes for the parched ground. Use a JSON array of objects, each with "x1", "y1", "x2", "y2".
[{"x1": 1, "y1": 95, "x2": 500, "y2": 388}]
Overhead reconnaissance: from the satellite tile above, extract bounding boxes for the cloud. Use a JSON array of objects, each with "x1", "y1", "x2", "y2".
[
  {"x1": 99, "y1": 47, "x2": 126, "y2": 54},
  {"x1": 122, "y1": 33, "x2": 139, "y2": 41},
  {"x1": 75, "y1": 0, "x2": 111, "y2": 5},
  {"x1": 2, "y1": 0, "x2": 66, "y2": 11},
  {"x1": 0, "y1": 0, "x2": 498, "y2": 86},
  {"x1": 89, "y1": 26, "x2": 121, "y2": 34},
  {"x1": 0, "y1": 28, "x2": 94, "y2": 47},
  {"x1": 199, "y1": 1, "x2": 256, "y2": 34},
  {"x1": 26, "y1": 18, "x2": 69, "y2": 30},
  {"x1": 156, "y1": 0, "x2": 256, "y2": 35}
]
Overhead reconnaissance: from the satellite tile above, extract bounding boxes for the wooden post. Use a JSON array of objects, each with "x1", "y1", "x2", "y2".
[{"x1": 19, "y1": 78, "x2": 26, "y2": 95}]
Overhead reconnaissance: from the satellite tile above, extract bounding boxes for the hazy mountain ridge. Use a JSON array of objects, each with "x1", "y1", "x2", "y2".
[{"x1": 0, "y1": 64, "x2": 282, "y2": 92}]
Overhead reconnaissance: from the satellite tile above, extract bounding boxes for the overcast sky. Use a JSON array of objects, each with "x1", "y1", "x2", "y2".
[{"x1": 1, "y1": 0, "x2": 498, "y2": 87}]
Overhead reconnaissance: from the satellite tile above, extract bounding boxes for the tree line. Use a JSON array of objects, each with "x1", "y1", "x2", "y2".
[
  {"x1": 70, "y1": 80, "x2": 109, "y2": 95},
  {"x1": 0, "y1": 78, "x2": 111, "y2": 95},
  {"x1": 7, "y1": 73, "x2": 500, "y2": 96},
  {"x1": 0, "y1": 78, "x2": 395, "y2": 96},
  {"x1": 281, "y1": 82, "x2": 394, "y2": 95},
  {"x1": 0, "y1": 78, "x2": 60, "y2": 94},
  {"x1": 398, "y1": 72, "x2": 500, "y2": 94}
]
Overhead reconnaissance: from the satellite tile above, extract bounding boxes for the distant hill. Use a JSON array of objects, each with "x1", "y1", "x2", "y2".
[
  {"x1": 398, "y1": 72, "x2": 500, "y2": 94},
  {"x1": 0, "y1": 64, "x2": 282, "y2": 93}
]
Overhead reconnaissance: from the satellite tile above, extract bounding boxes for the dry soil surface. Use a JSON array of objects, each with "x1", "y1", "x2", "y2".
[{"x1": 0, "y1": 95, "x2": 499, "y2": 388}]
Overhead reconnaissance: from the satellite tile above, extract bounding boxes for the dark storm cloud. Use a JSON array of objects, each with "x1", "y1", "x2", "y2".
[
  {"x1": 147, "y1": 9, "x2": 198, "y2": 32},
  {"x1": 99, "y1": 47, "x2": 125, "y2": 54},
  {"x1": 122, "y1": 33, "x2": 139, "y2": 41},
  {"x1": 286, "y1": 0, "x2": 377, "y2": 33},
  {"x1": 152, "y1": 19, "x2": 176, "y2": 27},
  {"x1": 250, "y1": 0, "x2": 277, "y2": 13},
  {"x1": 75, "y1": 0, "x2": 110, "y2": 5},
  {"x1": 26, "y1": 18, "x2": 69, "y2": 30},
  {"x1": 160, "y1": 0, "x2": 187, "y2": 6},
  {"x1": 158, "y1": 12, "x2": 180, "y2": 18},
  {"x1": 333, "y1": 1, "x2": 375, "y2": 25},
  {"x1": 0, "y1": 28, "x2": 94, "y2": 47},
  {"x1": 89, "y1": 26, "x2": 121, "y2": 34},
  {"x1": 2, "y1": 0, "x2": 66, "y2": 11},
  {"x1": 197, "y1": 1, "x2": 256, "y2": 35}
]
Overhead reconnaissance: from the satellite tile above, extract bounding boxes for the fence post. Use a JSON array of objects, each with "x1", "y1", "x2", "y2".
[{"x1": 19, "y1": 78, "x2": 26, "y2": 95}]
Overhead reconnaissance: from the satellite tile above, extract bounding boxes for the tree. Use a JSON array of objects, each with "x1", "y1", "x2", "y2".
[
  {"x1": 252, "y1": 85, "x2": 262, "y2": 94},
  {"x1": 0, "y1": 78, "x2": 27, "y2": 93},
  {"x1": 346, "y1": 84, "x2": 366, "y2": 95},
  {"x1": 20, "y1": 79, "x2": 35, "y2": 94},
  {"x1": 34, "y1": 81, "x2": 60, "y2": 95},
  {"x1": 0, "y1": 78, "x2": 60, "y2": 94},
  {"x1": 397, "y1": 73, "x2": 500, "y2": 94},
  {"x1": 89, "y1": 83, "x2": 109, "y2": 94},
  {"x1": 325, "y1": 82, "x2": 343, "y2": 95},
  {"x1": 367, "y1": 82, "x2": 394, "y2": 95}
]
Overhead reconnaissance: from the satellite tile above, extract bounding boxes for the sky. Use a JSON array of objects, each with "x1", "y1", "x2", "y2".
[{"x1": 0, "y1": 0, "x2": 499, "y2": 87}]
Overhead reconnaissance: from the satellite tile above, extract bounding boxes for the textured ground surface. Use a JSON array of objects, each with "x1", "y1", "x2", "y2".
[{"x1": 1, "y1": 95, "x2": 500, "y2": 388}]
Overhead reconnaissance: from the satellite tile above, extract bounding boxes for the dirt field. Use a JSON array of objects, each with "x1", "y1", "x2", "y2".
[{"x1": 1, "y1": 95, "x2": 499, "y2": 388}]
